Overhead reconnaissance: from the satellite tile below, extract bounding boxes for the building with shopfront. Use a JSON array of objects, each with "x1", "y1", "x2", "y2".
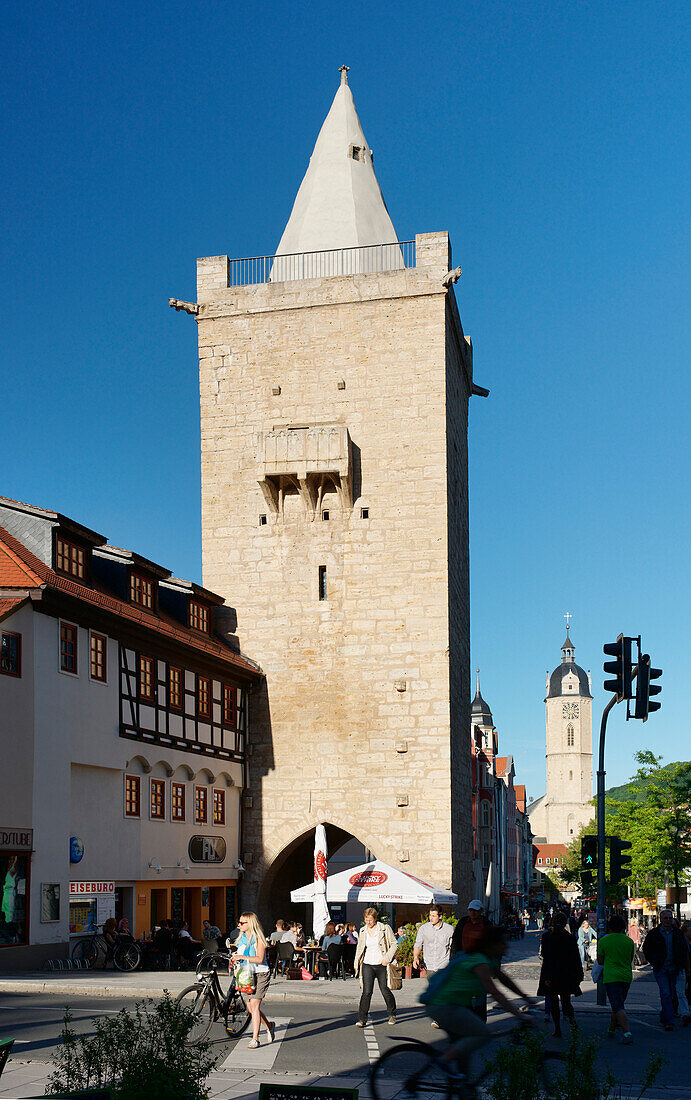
[{"x1": 0, "y1": 496, "x2": 260, "y2": 968}]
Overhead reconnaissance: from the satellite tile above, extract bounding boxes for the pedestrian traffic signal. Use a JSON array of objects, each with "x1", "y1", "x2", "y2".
[
  {"x1": 582, "y1": 870, "x2": 594, "y2": 889},
  {"x1": 581, "y1": 835, "x2": 598, "y2": 870},
  {"x1": 603, "y1": 634, "x2": 634, "y2": 700},
  {"x1": 634, "y1": 653, "x2": 662, "y2": 721},
  {"x1": 610, "y1": 836, "x2": 633, "y2": 884}
]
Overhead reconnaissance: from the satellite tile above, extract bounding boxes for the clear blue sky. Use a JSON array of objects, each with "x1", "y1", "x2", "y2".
[{"x1": 3, "y1": 1, "x2": 689, "y2": 794}]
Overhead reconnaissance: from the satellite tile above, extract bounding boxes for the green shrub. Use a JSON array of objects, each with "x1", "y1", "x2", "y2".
[
  {"x1": 482, "y1": 1025, "x2": 663, "y2": 1100},
  {"x1": 46, "y1": 994, "x2": 216, "y2": 1100}
]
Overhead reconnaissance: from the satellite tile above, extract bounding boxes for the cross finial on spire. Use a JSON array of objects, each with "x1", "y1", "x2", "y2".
[
  {"x1": 476, "y1": 668, "x2": 480, "y2": 694},
  {"x1": 563, "y1": 611, "x2": 573, "y2": 632},
  {"x1": 339, "y1": 64, "x2": 350, "y2": 85}
]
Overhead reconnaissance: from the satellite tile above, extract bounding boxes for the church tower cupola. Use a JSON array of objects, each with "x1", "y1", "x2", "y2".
[
  {"x1": 471, "y1": 669, "x2": 494, "y2": 728},
  {"x1": 561, "y1": 627, "x2": 575, "y2": 663}
]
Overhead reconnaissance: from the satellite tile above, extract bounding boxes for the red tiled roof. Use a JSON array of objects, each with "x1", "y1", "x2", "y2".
[
  {"x1": 0, "y1": 596, "x2": 28, "y2": 622},
  {"x1": 534, "y1": 843, "x2": 568, "y2": 857},
  {"x1": 0, "y1": 525, "x2": 260, "y2": 677},
  {"x1": 0, "y1": 542, "x2": 44, "y2": 587}
]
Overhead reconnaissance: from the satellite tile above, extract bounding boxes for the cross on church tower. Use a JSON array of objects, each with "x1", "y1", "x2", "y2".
[{"x1": 563, "y1": 611, "x2": 573, "y2": 631}]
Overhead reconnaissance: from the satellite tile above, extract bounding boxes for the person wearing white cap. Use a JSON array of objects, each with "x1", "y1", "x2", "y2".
[{"x1": 451, "y1": 900, "x2": 489, "y2": 958}]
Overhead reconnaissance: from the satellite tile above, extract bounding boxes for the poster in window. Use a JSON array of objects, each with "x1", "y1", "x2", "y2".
[{"x1": 41, "y1": 883, "x2": 61, "y2": 923}]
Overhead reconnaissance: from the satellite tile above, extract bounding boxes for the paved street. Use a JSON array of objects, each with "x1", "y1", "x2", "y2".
[{"x1": 0, "y1": 934, "x2": 689, "y2": 1098}]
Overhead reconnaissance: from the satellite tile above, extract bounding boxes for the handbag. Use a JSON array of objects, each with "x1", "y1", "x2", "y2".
[
  {"x1": 591, "y1": 960, "x2": 603, "y2": 983},
  {"x1": 300, "y1": 965, "x2": 314, "y2": 981},
  {"x1": 387, "y1": 962, "x2": 402, "y2": 991}
]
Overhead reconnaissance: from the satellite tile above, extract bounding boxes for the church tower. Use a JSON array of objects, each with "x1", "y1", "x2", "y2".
[
  {"x1": 528, "y1": 627, "x2": 594, "y2": 845},
  {"x1": 184, "y1": 71, "x2": 485, "y2": 914}
]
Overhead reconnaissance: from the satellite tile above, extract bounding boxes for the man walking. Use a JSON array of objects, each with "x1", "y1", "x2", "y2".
[
  {"x1": 451, "y1": 900, "x2": 490, "y2": 956},
  {"x1": 642, "y1": 908, "x2": 687, "y2": 1031},
  {"x1": 414, "y1": 906, "x2": 454, "y2": 1028}
]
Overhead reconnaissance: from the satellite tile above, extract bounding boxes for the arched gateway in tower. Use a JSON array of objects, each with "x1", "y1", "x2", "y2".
[
  {"x1": 180, "y1": 71, "x2": 487, "y2": 918},
  {"x1": 528, "y1": 629, "x2": 594, "y2": 846}
]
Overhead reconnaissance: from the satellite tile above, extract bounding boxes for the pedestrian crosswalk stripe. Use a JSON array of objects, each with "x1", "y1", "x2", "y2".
[
  {"x1": 218, "y1": 1016, "x2": 292, "y2": 1071},
  {"x1": 363, "y1": 1022, "x2": 379, "y2": 1064}
]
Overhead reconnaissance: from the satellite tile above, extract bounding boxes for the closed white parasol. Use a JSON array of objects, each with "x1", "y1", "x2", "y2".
[{"x1": 312, "y1": 823, "x2": 331, "y2": 941}]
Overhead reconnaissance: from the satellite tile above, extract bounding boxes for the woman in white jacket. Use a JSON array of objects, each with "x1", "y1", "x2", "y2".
[{"x1": 354, "y1": 907, "x2": 398, "y2": 1026}]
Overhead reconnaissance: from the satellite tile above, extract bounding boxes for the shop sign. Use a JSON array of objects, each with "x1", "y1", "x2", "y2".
[
  {"x1": 188, "y1": 836, "x2": 227, "y2": 863},
  {"x1": 0, "y1": 828, "x2": 33, "y2": 851},
  {"x1": 70, "y1": 881, "x2": 115, "y2": 895}
]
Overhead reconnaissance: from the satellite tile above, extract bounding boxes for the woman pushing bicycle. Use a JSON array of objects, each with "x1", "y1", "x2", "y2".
[
  {"x1": 423, "y1": 925, "x2": 537, "y2": 1080},
  {"x1": 230, "y1": 912, "x2": 275, "y2": 1048}
]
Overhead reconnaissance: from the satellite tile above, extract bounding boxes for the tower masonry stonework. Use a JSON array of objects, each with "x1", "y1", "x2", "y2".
[{"x1": 190, "y1": 74, "x2": 482, "y2": 915}]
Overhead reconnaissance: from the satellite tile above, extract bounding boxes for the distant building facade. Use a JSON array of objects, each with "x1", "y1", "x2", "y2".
[
  {"x1": 0, "y1": 496, "x2": 259, "y2": 968},
  {"x1": 469, "y1": 674, "x2": 533, "y2": 916},
  {"x1": 177, "y1": 70, "x2": 489, "y2": 915},
  {"x1": 528, "y1": 630, "x2": 594, "y2": 847}
]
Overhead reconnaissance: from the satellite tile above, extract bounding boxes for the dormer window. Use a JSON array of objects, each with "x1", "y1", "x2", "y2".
[
  {"x1": 130, "y1": 573, "x2": 154, "y2": 610},
  {"x1": 189, "y1": 600, "x2": 210, "y2": 634},
  {"x1": 55, "y1": 536, "x2": 86, "y2": 581}
]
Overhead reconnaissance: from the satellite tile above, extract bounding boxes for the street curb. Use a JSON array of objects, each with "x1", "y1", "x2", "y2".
[{"x1": 0, "y1": 979, "x2": 363, "y2": 1003}]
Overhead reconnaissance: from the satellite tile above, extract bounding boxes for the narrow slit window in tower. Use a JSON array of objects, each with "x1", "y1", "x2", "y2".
[
  {"x1": 567, "y1": 725, "x2": 574, "y2": 747},
  {"x1": 318, "y1": 565, "x2": 327, "y2": 600}
]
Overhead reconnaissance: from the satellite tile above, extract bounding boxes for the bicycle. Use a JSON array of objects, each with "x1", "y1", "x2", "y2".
[
  {"x1": 71, "y1": 932, "x2": 142, "y2": 972},
  {"x1": 176, "y1": 952, "x2": 251, "y2": 1043},
  {"x1": 369, "y1": 1011, "x2": 562, "y2": 1100}
]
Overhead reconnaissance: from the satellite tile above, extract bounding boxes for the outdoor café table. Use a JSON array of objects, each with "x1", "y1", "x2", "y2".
[{"x1": 295, "y1": 944, "x2": 320, "y2": 975}]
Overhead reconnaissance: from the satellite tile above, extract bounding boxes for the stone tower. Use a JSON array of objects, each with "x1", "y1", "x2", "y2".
[
  {"x1": 186, "y1": 71, "x2": 486, "y2": 915},
  {"x1": 528, "y1": 629, "x2": 594, "y2": 845}
]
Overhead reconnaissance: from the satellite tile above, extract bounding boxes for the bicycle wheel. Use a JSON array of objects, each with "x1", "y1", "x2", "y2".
[
  {"x1": 113, "y1": 942, "x2": 142, "y2": 972},
  {"x1": 71, "y1": 938, "x2": 98, "y2": 968},
  {"x1": 371, "y1": 1044, "x2": 453, "y2": 1100},
  {"x1": 177, "y1": 984, "x2": 216, "y2": 1043},
  {"x1": 224, "y1": 989, "x2": 250, "y2": 1037}
]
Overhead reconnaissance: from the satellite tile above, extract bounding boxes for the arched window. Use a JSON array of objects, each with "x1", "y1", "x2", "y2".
[{"x1": 567, "y1": 724, "x2": 574, "y2": 747}]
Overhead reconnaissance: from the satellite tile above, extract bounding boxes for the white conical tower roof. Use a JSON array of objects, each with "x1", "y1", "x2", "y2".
[{"x1": 274, "y1": 67, "x2": 399, "y2": 257}]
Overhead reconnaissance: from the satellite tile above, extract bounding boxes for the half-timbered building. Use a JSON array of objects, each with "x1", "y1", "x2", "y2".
[{"x1": 0, "y1": 495, "x2": 260, "y2": 968}]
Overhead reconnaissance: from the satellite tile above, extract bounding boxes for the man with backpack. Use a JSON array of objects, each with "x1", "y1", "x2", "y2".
[{"x1": 421, "y1": 925, "x2": 536, "y2": 1082}]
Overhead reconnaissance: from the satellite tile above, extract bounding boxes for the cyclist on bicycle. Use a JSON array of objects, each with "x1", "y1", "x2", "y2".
[{"x1": 424, "y1": 925, "x2": 537, "y2": 1079}]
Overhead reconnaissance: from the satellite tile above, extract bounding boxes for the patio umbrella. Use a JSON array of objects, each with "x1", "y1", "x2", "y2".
[
  {"x1": 312, "y1": 823, "x2": 330, "y2": 941},
  {"x1": 485, "y1": 860, "x2": 500, "y2": 922},
  {"x1": 291, "y1": 858, "x2": 457, "y2": 905}
]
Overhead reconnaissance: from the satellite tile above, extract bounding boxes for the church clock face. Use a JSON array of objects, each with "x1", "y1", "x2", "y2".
[{"x1": 562, "y1": 702, "x2": 579, "y2": 719}]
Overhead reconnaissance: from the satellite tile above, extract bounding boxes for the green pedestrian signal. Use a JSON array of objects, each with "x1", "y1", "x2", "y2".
[{"x1": 581, "y1": 835, "x2": 597, "y2": 870}]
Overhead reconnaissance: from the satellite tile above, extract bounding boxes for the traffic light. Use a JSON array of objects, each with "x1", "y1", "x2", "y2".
[
  {"x1": 603, "y1": 635, "x2": 634, "y2": 700},
  {"x1": 610, "y1": 836, "x2": 633, "y2": 884},
  {"x1": 581, "y1": 834, "x2": 598, "y2": 871},
  {"x1": 634, "y1": 653, "x2": 662, "y2": 721},
  {"x1": 581, "y1": 870, "x2": 594, "y2": 890}
]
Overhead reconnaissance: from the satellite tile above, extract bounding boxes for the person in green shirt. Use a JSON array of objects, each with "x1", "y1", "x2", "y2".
[
  {"x1": 425, "y1": 926, "x2": 536, "y2": 1078},
  {"x1": 597, "y1": 914, "x2": 634, "y2": 1044}
]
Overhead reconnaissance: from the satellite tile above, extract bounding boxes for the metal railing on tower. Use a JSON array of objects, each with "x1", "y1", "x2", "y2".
[{"x1": 227, "y1": 240, "x2": 415, "y2": 286}]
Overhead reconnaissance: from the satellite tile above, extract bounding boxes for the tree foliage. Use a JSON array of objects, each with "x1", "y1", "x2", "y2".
[{"x1": 557, "y1": 752, "x2": 691, "y2": 897}]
